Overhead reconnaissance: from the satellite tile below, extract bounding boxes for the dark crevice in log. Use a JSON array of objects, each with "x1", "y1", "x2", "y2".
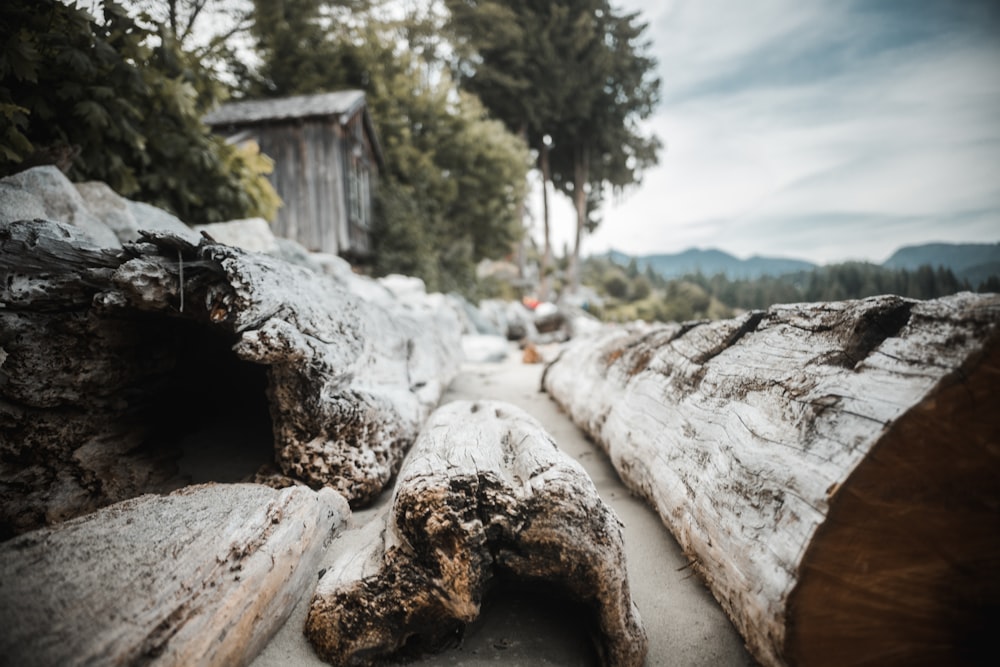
[
  {"x1": 143, "y1": 318, "x2": 276, "y2": 487},
  {"x1": 836, "y1": 299, "x2": 913, "y2": 369},
  {"x1": 693, "y1": 310, "x2": 765, "y2": 365},
  {"x1": 3, "y1": 218, "x2": 461, "y2": 532},
  {"x1": 472, "y1": 575, "x2": 602, "y2": 666}
]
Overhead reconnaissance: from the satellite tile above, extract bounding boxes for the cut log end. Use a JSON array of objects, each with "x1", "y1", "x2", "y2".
[
  {"x1": 542, "y1": 293, "x2": 1000, "y2": 667},
  {"x1": 788, "y1": 337, "x2": 1000, "y2": 667}
]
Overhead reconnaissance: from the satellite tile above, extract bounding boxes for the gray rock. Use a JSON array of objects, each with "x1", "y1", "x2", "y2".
[
  {"x1": 0, "y1": 166, "x2": 121, "y2": 248},
  {"x1": 461, "y1": 334, "x2": 510, "y2": 363},
  {"x1": 126, "y1": 199, "x2": 201, "y2": 244},
  {"x1": 75, "y1": 180, "x2": 141, "y2": 242},
  {"x1": 194, "y1": 218, "x2": 279, "y2": 254}
]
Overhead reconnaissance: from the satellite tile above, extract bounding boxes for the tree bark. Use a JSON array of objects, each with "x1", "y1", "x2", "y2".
[
  {"x1": 0, "y1": 483, "x2": 348, "y2": 667},
  {"x1": 565, "y1": 146, "x2": 590, "y2": 296},
  {"x1": 542, "y1": 294, "x2": 1000, "y2": 667},
  {"x1": 305, "y1": 399, "x2": 647, "y2": 667},
  {"x1": 1, "y1": 219, "x2": 461, "y2": 535},
  {"x1": 539, "y1": 138, "x2": 552, "y2": 301}
]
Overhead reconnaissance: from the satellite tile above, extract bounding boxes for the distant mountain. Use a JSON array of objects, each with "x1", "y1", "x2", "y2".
[
  {"x1": 882, "y1": 242, "x2": 1000, "y2": 285},
  {"x1": 605, "y1": 248, "x2": 816, "y2": 280}
]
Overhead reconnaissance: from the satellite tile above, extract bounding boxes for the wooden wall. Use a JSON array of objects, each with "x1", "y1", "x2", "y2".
[{"x1": 248, "y1": 115, "x2": 375, "y2": 258}]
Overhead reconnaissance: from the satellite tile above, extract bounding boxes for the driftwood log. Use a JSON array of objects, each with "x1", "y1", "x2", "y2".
[
  {"x1": 543, "y1": 294, "x2": 1000, "y2": 667},
  {"x1": 306, "y1": 399, "x2": 647, "y2": 667},
  {"x1": 0, "y1": 483, "x2": 348, "y2": 667},
  {"x1": 0, "y1": 219, "x2": 460, "y2": 536}
]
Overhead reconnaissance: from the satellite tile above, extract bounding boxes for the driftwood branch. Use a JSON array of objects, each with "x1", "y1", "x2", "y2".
[
  {"x1": 1, "y1": 219, "x2": 460, "y2": 535},
  {"x1": 0, "y1": 483, "x2": 349, "y2": 667},
  {"x1": 543, "y1": 294, "x2": 1000, "y2": 667},
  {"x1": 306, "y1": 399, "x2": 647, "y2": 667}
]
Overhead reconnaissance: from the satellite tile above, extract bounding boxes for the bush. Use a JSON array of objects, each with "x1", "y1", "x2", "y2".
[{"x1": 0, "y1": 0, "x2": 279, "y2": 223}]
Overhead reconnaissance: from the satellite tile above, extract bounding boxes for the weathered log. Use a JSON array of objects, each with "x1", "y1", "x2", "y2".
[
  {"x1": 305, "y1": 399, "x2": 647, "y2": 667},
  {"x1": 542, "y1": 294, "x2": 1000, "y2": 667},
  {"x1": 1, "y1": 218, "x2": 460, "y2": 535},
  {"x1": 0, "y1": 483, "x2": 349, "y2": 667}
]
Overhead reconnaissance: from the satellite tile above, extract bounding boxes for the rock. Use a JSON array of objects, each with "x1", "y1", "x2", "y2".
[
  {"x1": 0, "y1": 483, "x2": 348, "y2": 667},
  {"x1": 75, "y1": 180, "x2": 142, "y2": 242},
  {"x1": 461, "y1": 334, "x2": 510, "y2": 363},
  {"x1": 0, "y1": 166, "x2": 121, "y2": 248},
  {"x1": 126, "y1": 199, "x2": 201, "y2": 244},
  {"x1": 503, "y1": 301, "x2": 538, "y2": 341},
  {"x1": 194, "y1": 218, "x2": 279, "y2": 254},
  {"x1": 379, "y1": 273, "x2": 428, "y2": 300},
  {"x1": 305, "y1": 400, "x2": 647, "y2": 667}
]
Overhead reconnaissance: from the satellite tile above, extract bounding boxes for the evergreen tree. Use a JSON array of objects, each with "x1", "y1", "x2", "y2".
[
  {"x1": 446, "y1": 0, "x2": 661, "y2": 297},
  {"x1": 248, "y1": 0, "x2": 529, "y2": 293}
]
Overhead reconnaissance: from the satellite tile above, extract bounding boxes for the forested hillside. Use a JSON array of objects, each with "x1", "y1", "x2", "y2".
[{"x1": 581, "y1": 253, "x2": 996, "y2": 323}]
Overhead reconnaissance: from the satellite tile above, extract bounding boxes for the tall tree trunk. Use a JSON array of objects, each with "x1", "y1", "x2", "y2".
[
  {"x1": 539, "y1": 138, "x2": 552, "y2": 301},
  {"x1": 515, "y1": 124, "x2": 529, "y2": 283},
  {"x1": 568, "y1": 146, "x2": 589, "y2": 296}
]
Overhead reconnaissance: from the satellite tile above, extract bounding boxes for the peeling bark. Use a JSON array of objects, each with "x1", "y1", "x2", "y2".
[
  {"x1": 543, "y1": 294, "x2": 1000, "y2": 667},
  {"x1": 0, "y1": 483, "x2": 349, "y2": 667},
  {"x1": 306, "y1": 399, "x2": 647, "y2": 667},
  {"x1": 1, "y1": 219, "x2": 461, "y2": 535}
]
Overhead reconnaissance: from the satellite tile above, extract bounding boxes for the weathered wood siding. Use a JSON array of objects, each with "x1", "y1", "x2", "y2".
[
  {"x1": 251, "y1": 120, "x2": 343, "y2": 255},
  {"x1": 340, "y1": 112, "x2": 375, "y2": 257}
]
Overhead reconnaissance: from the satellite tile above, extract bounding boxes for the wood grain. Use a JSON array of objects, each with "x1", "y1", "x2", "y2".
[
  {"x1": 543, "y1": 294, "x2": 1000, "y2": 667},
  {"x1": 306, "y1": 399, "x2": 647, "y2": 667},
  {"x1": 0, "y1": 483, "x2": 349, "y2": 667}
]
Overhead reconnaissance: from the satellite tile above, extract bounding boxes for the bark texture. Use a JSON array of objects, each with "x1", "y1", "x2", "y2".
[
  {"x1": 306, "y1": 399, "x2": 647, "y2": 667},
  {"x1": 542, "y1": 293, "x2": 1000, "y2": 667},
  {"x1": 1, "y1": 219, "x2": 461, "y2": 535},
  {"x1": 0, "y1": 483, "x2": 349, "y2": 667}
]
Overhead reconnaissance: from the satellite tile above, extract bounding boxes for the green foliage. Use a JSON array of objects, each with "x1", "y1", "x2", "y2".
[
  {"x1": 691, "y1": 262, "x2": 974, "y2": 310},
  {"x1": 581, "y1": 256, "x2": 731, "y2": 323},
  {"x1": 0, "y1": 0, "x2": 279, "y2": 223},
  {"x1": 447, "y1": 0, "x2": 661, "y2": 291},
  {"x1": 249, "y1": 0, "x2": 529, "y2": 295}
]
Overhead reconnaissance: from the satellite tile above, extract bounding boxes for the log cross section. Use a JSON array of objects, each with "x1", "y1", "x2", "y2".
[
  {"x1": 306, "y1": 399, "x2": 647, "y2": 667},
  {"x1": 543, "y1": 294, "x2": 1000, "y2": 667}
]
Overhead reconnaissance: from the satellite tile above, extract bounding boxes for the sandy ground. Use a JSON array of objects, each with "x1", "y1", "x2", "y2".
[{"x1": 252, "y1": 348, "x2": 756, "y2": 667}]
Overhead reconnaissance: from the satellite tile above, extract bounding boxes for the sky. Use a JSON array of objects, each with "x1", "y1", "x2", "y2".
[{"x1": 529, "y1": 0, "x2": 1000, "y2": 264}]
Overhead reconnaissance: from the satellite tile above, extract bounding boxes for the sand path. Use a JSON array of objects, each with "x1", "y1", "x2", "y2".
[{"x1": 253, "y1": 350, "x2": 755, "y2": 666}]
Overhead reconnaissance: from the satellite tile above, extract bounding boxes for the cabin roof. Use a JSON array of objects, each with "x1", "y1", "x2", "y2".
[
  {"x1": 204, "y1": 90, "x2": 384, "y2": 169},
  {"x1": 203, "y1": 90, "x2": 367, "y2": 126}
]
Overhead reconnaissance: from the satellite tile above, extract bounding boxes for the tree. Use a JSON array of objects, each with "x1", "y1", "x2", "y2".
[
  {"x1": 446, "y1": 0, "x2": 661, "y2": 297},
  {"x1": 249, "y1": 0, "x2": 529, "y2": 293},
  {"x1": 0, "y1": 0, "x2": 279, "y2": 223},
  {"x1": 548, "y1": 4, "x2": 661, "y2": 294}
]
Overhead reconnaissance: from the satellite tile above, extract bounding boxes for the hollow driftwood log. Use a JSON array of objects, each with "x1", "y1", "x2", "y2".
[
  {"x1": 0, "y1": 219, "x2": 460, "y2": 535},
  {"x1": 306, "y1": 399, "x2": 647, "y2": 667},
  {"x1": 0, "y1": 483, "x2": 349, "y2": 667},
  {"x1": 543, "y1": 294, "x2": 1000, "y2": 667}
]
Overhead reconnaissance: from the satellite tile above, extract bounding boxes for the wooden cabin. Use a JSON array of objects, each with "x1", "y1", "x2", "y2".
[{"x1": 204, "y1": 90, "x2": 384, "y2": 259}]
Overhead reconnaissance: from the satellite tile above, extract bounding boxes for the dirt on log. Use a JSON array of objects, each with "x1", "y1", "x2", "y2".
[
  {"x1": 542, "y1": 293, "x2": 1000, "y2": 667},
  {"x1": 0, "y1": 483, "x2": 349, "y2": 667},
  {"x1": 305, "y1": 399, "x2": 647, "y2": 667},
  {"x1": 0, "y1": 219, "x2": 460, "y2": 536}
]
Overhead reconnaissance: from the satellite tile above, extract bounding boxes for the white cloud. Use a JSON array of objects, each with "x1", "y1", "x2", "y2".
[{"x1": 544, "y1": 0, "x2": 1000, "y2": 263}]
